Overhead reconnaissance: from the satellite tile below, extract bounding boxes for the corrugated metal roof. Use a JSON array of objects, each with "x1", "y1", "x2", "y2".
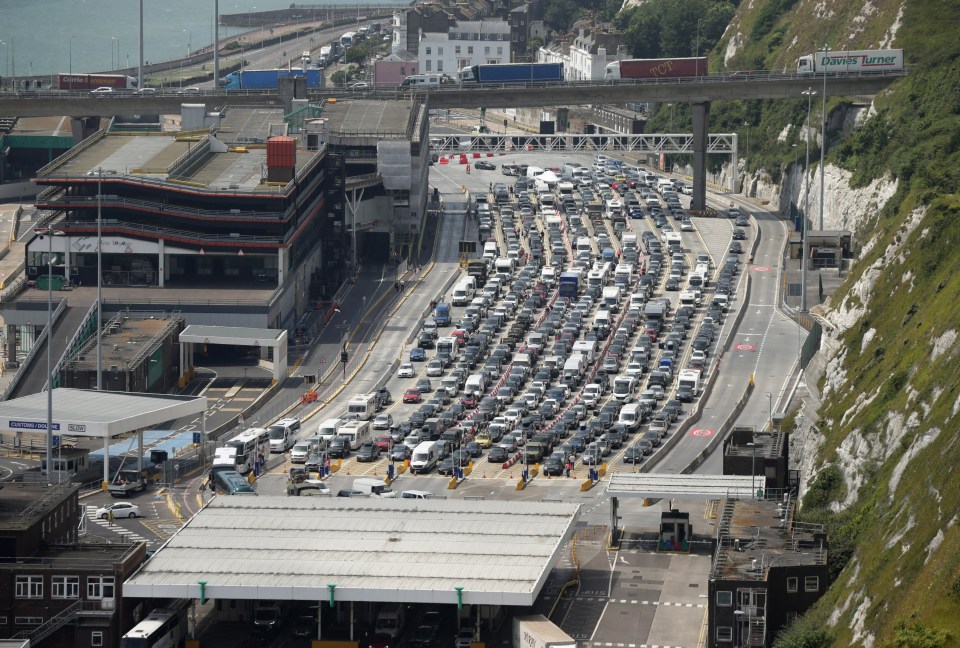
[
  {"x1": 0, "y1": 388, "x2": 206, "y2": 437},
  {"x1": 606, "y1": 474, "x2": 757, "y2": 499},
  {"x1": 125, "y1": 497, "x2": 580, "y2": 606}
]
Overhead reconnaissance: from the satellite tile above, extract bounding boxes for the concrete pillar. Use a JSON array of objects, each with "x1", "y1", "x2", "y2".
[
  {"x1": 70, "y1": 117, "x2": 101, "y2": 146},
  {"x1": 103, "y1": 436, "x2": 110, "y2": 489},
  {"x1": 730, "y1": 133, "x2": 739, "y2": 194},
  {"x1": 158, "y1": 239, "x2": 165, "y2": 287},
  {"x1": 6, "y1": 324, "x2": 16, "y2": 367},
  {"x1": 278, "y1": 247, "x2": 286, "y2": 287},
  {"x1": 691, "y1": 102, "x2": 710, "y2": 211}
]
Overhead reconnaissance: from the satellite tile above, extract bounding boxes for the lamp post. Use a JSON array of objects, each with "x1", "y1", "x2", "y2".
[
  {"x1": 817, "y1": 44, "x2": 829, "y2": 231},
  {"x1": 68, "y1": 37, "x2": 72, "y2": 74},
  {"x1": 746, "y1": 441, "x2": 756, "y2": 500},
  {"x1": 766, "y1": 392, "x2": 772, "y2": 430},
  {"x1": 111, "y1": 37, "x2": 118, "y2": 69},
  {"x1": 37, "y1": 226, "x2": 65, "y2": 484},
  {"x1": 184, "y1": 29, "x2": 193, "y2": 58},
  {"x1": 800, "y1": 88, "x2": 816, "y2": 312},
  {"x1": 97, "y1": 168, "x2": 103, "y2": 390},
  {"x1": 694, "y1": 19, "x2": 702, "y2": 77}
]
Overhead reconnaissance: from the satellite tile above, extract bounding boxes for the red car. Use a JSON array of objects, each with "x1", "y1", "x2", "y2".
[
  {"x1": 403, "y1": 388, "x2": 422, "y2": 404},
  {"x1": 375, "y1": 435, "x2": 394, "y2": 452},
  {"x1": 460, "y1": 395, "x2": 478, "y2": 409}
]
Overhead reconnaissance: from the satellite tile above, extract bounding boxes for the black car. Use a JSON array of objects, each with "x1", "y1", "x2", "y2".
[
  {"x1": 475, "y1": 160, "x2": 496, "y2": 170},
  {"x1": 729, "y1": 241, "x2": 743, "y2": 254},
  {"x1": 437, "y1": 457, "x2": 457, "y2": 475},
  {"x1": 487, "y1": 446, "x2": 509, "y2": 463},
  {"x1": 328, "y1": 435, "x2": 351, "y2": 458},
  {"x1": 356, "y1": 441, "x2": 381, "y2": 462},
  {"x1": 623, "y1": 445, "x2": 645, "y2": 464},
  {"x1": 732, "y1": 228, "x2": 747, "y2": 240}
]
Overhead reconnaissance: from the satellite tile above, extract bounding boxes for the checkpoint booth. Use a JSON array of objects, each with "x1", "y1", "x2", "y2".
[
  {"x1": 0, "y1": 388, "x2": 207, "y2": 487},
  {"x1": 178, "y1": 325, "x2": 288, "y2": 386}
]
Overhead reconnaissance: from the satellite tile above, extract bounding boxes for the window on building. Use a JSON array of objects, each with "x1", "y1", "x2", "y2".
[
  {"x1": 715, "y1": 590, "x2": 733, "y2": 606},
  {"x1": 484, "y1": 46, "x2": 490, "y2": 55},
  {"x1": 716, "y1": 626, "x2": 733, "y2": 642},
  {"x1": 804, "y1": 576, "x2": 819, "y2": 592},
  {"x1": 786, "y1": 577, "x2": 798, "y2": 593},
  {"x1": 497, "y1": 47, "x2": 503, "y2": 56},
  {"x1": 425, "y1": 60, "x2": 432, "y2": 72},
  {"x1": 438, "y1": 47, "x2": 443, "y2": 56},
  {"x1": 87, "y1": 576, "x2": 115, "y2": 600},
  {"x1": 438, "y1": 60, "x2": 443, "y2": 72},
  {"x1": 456, "y1": 46, "x2": 461, "y2": 54},
  {"x1": 468, "y1": 46, "x2": 474, "y2": 54},
  {"x1": 15, "y1": 576, "x2": 43, "y2": 599},
  {"x1": 53, "y1": 576, "x2": 80, "y2": 599},
  {"x1": 91, "y1": 631, "x2": 104, "y2": 647},
  {"x1": 14, "y1": 617, "x2": 43, "y2": 626}
]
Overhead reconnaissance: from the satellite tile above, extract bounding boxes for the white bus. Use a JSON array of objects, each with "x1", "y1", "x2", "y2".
[
  {"x1": 224, "y1": 427, "x2": 270, "y2": 474},
  {"x1": 340, "y1": 31, "x2": 356, "y2": 48},
  {"x1": 120, "y1": 603, "x2": 188, "y2": 648}
]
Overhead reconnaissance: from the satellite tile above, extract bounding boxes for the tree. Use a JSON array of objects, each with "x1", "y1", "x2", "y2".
[{"x1": 544, "y1": 0, "x2": 581, "y2": 35}]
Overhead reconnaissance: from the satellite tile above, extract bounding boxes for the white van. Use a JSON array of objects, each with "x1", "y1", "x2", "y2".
[
  {"x1": 267, "y1": 417, "x2": 301, "y2": 453},
  {"x1": 353, "y1": 477, "x2": 398, "y2": 498},
  {"x1": 317, "y1": 418, "x2": 343, "y2": 443},
  {"x1": 593, "y1": 309, "x2": 611, "y2": 330},
  {"x1": 617, "y1": 403, "x2": 643, "y2": 432},
  {"x1": 465, "y1": 373, "x2": 487, "y2": 396},
  {"x1": 401, "y1": 74, "x2": 447, "y2": 87},
  {"x1": 410, "y1": 441, "x2": 440, "y2": 474},
  {"x1": 375, "y1": 603, "x2": 408, "y2": 639}
]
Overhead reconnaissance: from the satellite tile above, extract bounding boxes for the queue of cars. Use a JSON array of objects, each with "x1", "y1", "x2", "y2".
[
  {"x1": 273, "y1": 156, "x2": 741, "y2": 481},
  {"x1": 367, "y1": 155, "x2": 740, "y2": 474}
]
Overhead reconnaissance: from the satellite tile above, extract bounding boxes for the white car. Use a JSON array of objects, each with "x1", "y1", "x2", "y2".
[
  {"x1": 680, "y1": 219, "x2": 694, "y2": 232},
  {"x1": 90, "y1": 86, "x2": 115, "y2": 94},
  {"x1": 96, "y1": 502, "x2": 140, "y2": 519},
  {"x1": 178, "y1": 86, "x2": 201, "y2": 95},
  {"x1": 426, "y1": 361, "x2": 444, "y2": 377},
  {"x1": 372, "y1": 413, "x2": 393, "y2": 430},
  {"x1": 397, "y1": 363, "x2": 415, "y2": 378}
]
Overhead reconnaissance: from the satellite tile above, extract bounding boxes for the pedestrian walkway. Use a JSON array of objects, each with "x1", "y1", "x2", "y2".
[{"x1": 84, "y1": 505, "x2": 153, "y2": 544}]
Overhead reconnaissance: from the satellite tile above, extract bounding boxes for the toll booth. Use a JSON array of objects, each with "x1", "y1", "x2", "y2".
[{"x1": 659, "y1": 509, "x2": 691, "y2": 552}]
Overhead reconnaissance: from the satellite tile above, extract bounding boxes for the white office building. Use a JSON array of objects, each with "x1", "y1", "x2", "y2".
[{"x1": 418, "y1": 20, "x2": 511, "y2": 76}]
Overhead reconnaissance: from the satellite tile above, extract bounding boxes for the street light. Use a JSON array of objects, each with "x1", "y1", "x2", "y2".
[
  {"x1": 111, "y1": 37, "x2": 118, "y2": 69},
  {"x1": 765, "y1": 392, "x2": 772, "y2": 430},
  {"x1": 184, "y1": 29, "x2": 193, "y2": 58},
  {"x1": 694, "y1": 19, "x2": 702, "y2": 77},
  {"x1": 818, "y1": 44, "x2": 829, "y2": 231},
  {"x1": 37, "y1": 226, "x2": 65, "y2": 485},
  {"x1": 800, "y1": 88, "x2": 816, "y2": 312},
  {"x1": 746, "y1": 441, "x2": 756, "y2": 499},
  {"x1": 96, "y1": 168, "x2": 104, "y2": 390},
  {"x1": 68, "y1": 36, "x2": 72, "y2": 74}
]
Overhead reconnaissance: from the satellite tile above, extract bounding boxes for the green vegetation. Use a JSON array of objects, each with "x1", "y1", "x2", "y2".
[
  {"x1": 589, "y1": 0, "x2": 960, "y2": 643},
  {"x1": 613, "y1": 0, "x2": 735, "y2": 60}
]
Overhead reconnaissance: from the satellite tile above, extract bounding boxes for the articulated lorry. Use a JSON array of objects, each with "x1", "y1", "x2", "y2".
[
  {"x1": 797, "y1": 49, "x2": 903, "y2": 74},
  {"x1": 57, "y1": 73, "x2": 137, "y2": 90},
  {"x1": 459, "y1": 63, "x2": 564, "y2": 83},
  {"x1": 512, "y1": 616, "x2": 576, "y2": 648},
  {"x1": 604, "y1": 57, "x2": 708, "y2": 80},
  {"x1": 222, "y1": 68, "x2": 324, "y2": 90}
]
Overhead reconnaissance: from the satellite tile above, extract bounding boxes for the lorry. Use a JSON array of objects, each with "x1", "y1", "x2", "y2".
[
  {"x1": 433, "y1": 302, "x2": 451, "y2": 326},
  {"x1": 558, "y1": 271, "x2": 580, "y2": 298},
  {"x1": 512, "y1": 615, "x2": 576, "y2": 648},
  {"x1": 797, "y1": 49, "x2": 903, "y2": 74},
  {"x1": 107, "y1": 466, "x2": 149, "y2": 497},
  {"x1": 57, "y1": 73, "x2": 138, "y2": 90},
  {"x1": 604, "y1": 57, "x2": 708, "y2": 80},
  {"x1": 459, "y1": 63, "x2": 564, "y2": 83},
  {"x1": 222, "y1": 68, "x2": 324, "y2": 90}
]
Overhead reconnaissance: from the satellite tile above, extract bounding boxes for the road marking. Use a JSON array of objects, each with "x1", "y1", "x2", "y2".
[{"x1": 690, "y1": 429, "x2": 715, "y2": 437}]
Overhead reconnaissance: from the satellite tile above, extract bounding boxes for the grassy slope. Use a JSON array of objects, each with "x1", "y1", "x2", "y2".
[{"x1": 708, "y1": 0, "x2": 960, "y2": 644}]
